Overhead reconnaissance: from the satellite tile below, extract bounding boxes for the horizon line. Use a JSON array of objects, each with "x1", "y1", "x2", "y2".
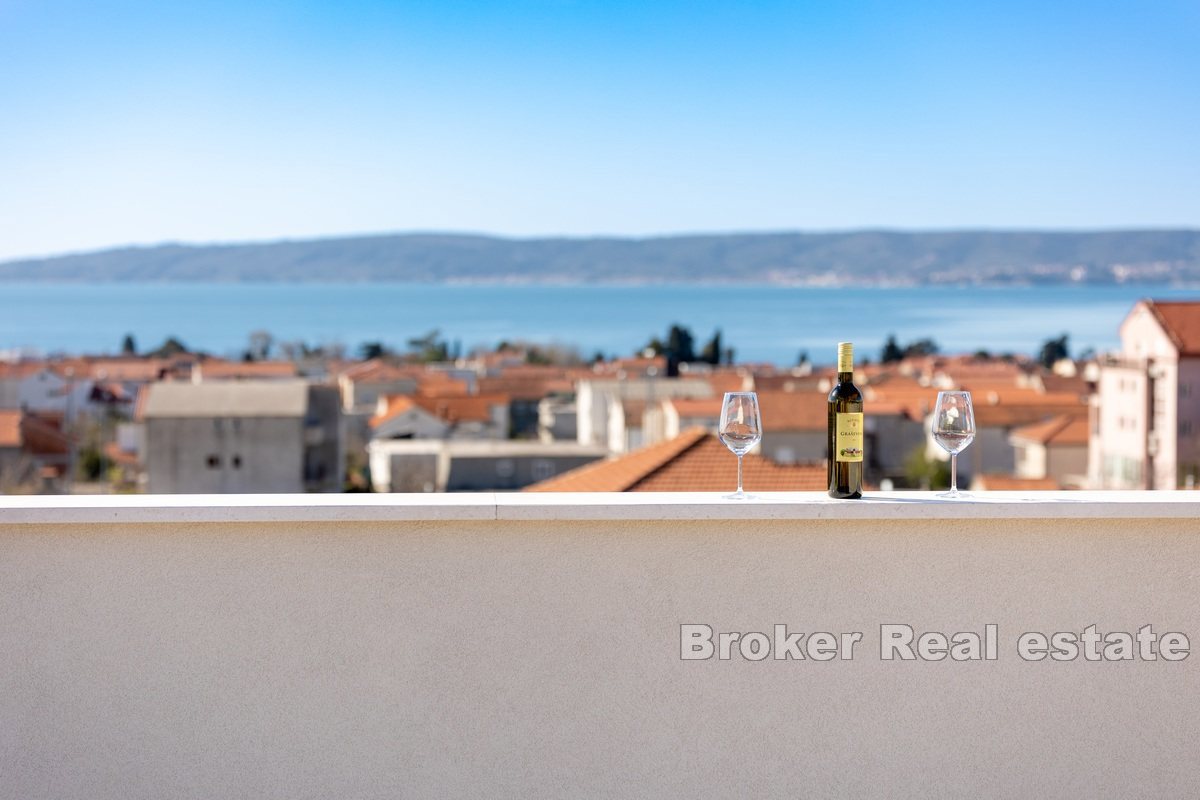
[{"x1": 6, "y1": 224, "x2": 1200, "y2": 265}]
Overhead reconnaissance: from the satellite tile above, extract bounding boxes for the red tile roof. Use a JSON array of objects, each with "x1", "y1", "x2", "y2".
[
  {"x1": 668, "y1": 398, "x2": 725, "y2": 418},
  {"x1": 477, "y1": 375, "x2": 574, "y2": 401},
  {"x1": 339, "y1": 359, "x2": 420, "y2": 382},
  {"x1": 1010, "y1": 414, "x2": 1090, "y2": 446},
  {"x1": 0, "y1": 410, "x2": 69, "y2": 452},
  {"x1": 756, "y1": 390, "x2": 828, "y2": 432},
  {"x1": 972, "y1": 474, "x2": 1061, "y2": 490},
  {"x1": 103, "y1": 441, "x2": 140, "y2": 467},
  {"x1": 703, "y1": 371, "x2": 751, "y2": 394},
  {"x1": 1146, "y1": 300, "x2": 1200, "y2": 357},
  {"x1": 0, "y1": 410, "x2": 20, "y2": 448},
  {"x1": 526, "y1": 428, "x2": 828, "y2": 492},
  {"x1": 974, "y1": 404, "x2": 1087, "y2": 428},
  {"x1": 416, "y1": 375, "x2": 471, "y2": 397},
  {"x1": 372, "y1": 393, "x2": 508, "y2": 427},
  {"x1": 84, "y1": 358, "x2": 170, "y2": 382},
  {"x1": 750, "y1": 373, "x2": 824, "y2": 393},
  {"x1": 199, "y1": 361, "x2": 299, "y2": 380},
  {"x1": 0, "y1": 361, "x2": 50, "y2": 380}
]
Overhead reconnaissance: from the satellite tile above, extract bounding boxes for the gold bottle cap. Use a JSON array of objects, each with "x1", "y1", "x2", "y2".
[{"x1": 837, "y1": 342, "x2": 853, "y2": 372}]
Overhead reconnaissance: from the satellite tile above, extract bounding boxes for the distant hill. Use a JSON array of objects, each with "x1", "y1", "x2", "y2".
[{"x1": 2, "y1": 230, "x2": 1199, "y2": 285}]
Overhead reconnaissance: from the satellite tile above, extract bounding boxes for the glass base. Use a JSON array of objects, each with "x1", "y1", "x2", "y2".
[
  {"x1": 724, "y1": 490, "x2": 755, "y2": 500},
  {"x1": 936, "y1": 488, "x2": 970, "y2": 499}
]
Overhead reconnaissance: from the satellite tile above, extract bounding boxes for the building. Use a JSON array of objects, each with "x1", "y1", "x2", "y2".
[
  {"x1": 537, "y1": 395, "x2": 578, "y2": 443},
  {"x1": 0, "y1": 409, "x2": 71, "y2": 491},
  {"x1": 1089, "y1": 300, "x2": 1200, "y2": 489},
  {"x1": 370, "y1": 394, "x2": 510, "y2": 441},
  {"x1": 337, "y1": 360, "x2": 420, "y2": 413},
  {"x1": 1009, "y1": 414, "x2": 1089, "y2": 488},
  {"x1": 661, "y1": 397, "x2": 723, "y2": 440},
  {"x1": 142, "y1": 380, "x2": 341, "y2": 493},
  {"x1": 367, "y1": 439, "x2": 607, "y2": 492},
  {"x1": 526, "y1": 427, "x2": 827, "y2": 492},
  {"x1": 0, "y1": 362, "x2": 93, "y2": 421},
  {"x1": 193, "y1": 360, "x2": 299, "y2": 381},
  {"x1": 576, "y1": 377, "x2": 712, "y2": 453}
]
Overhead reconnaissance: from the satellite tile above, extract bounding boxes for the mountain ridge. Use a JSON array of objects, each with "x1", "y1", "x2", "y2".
[{"x1": 2, "y1": 229, "x2": 1199, "y2": 285}]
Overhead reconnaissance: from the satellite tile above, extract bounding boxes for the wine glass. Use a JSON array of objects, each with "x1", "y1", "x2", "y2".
[
  {"x1": 718, "y1": 392, "x2": 762, "y2": 500},
  {"x1": 932, "y1": 390, "x2": 975, "y2": 498}
]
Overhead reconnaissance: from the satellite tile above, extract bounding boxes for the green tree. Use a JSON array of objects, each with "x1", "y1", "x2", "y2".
[
  {"x1": 902, "y1": 445, "x2": 950, "y2": 490},
  {"x1": 699, "y1": 329, "x2": 723, "y2": 365},
  {"x1": 246, "y1": 330, "x2": 273, "y2": 362},
  {"x1": 1038, "y1": 334, "x2": 1070, "y2": 370},
  {"x1": 358, "y1": 341, "x2": 390, "y2": 360},
  {"x1": 666, "y1": 324, "x2": 696, "y2": 363},
  {"x1": 147, "y1": 336, "x2": 189, "y2": 358},
  {"x1": 641, "y1": 337, "x2": 665, "y2": 356},
  {"x1": 903, "y1": 338, "x2": 939, "y2": 357},
  {"x1": 120, "y1": 333, "x2": 137, "y2": 356},
  {"x1": 881, "y1": 335, "x2": 904, "y2": 364},
  {"x1": 640, "y1": 324, "x2": 697, "y2": 375},
  {"x1": 407, "y1": 330, "x2": 449, "y2": 363},
  {"x1": 664, "y1": 324, "x2": 695, "y2": 376}
]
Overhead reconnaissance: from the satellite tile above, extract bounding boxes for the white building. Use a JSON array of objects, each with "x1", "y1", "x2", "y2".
[
  {"x1": 1089, "y1": 300, "x2": 1200, "y2": 489},
  {"x1": 368, "y1": 439, "x2": 607, "y2": 492},
  {"x1": 1009, "y1": 414, "x2": 1089, "y2": 488},
  {"x1": 370, "y1": 394, "x2": 510, "y2": 441},
  {"x1": 576, "y1": 378, "x2": 711, "y2": 453},
  {"x1": 0, "y1": 363, "x2": 93, "y2": 421}
]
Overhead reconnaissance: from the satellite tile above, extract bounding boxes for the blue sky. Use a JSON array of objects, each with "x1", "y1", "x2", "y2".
[{"x1": 1, "y1": 0, "x2": 1198, "y2": 260}]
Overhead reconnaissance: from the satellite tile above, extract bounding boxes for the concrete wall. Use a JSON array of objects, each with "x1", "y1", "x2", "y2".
[
  {"x1": 760, "y1": 429, "x2": 824, "y2": 464},
  {"x1": 145, "y1": 417, "x2": 305, "y2": 493},
  {"x1": 303, "y1": 385, "x2": 344, "y2": 492},
  {"x1": 2, "y1": 495, "x2": 1199, "y2": 797},
  {"x1": 1046, "y1": 442, "x2": 1088, "y2": 484}
]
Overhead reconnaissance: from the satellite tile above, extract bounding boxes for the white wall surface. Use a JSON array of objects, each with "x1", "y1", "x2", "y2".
[{"x1": 1, "y1": 494, "x2": 1198, "y2": 798}]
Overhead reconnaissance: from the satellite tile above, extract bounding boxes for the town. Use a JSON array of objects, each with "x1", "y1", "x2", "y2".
[{"x1": 1, "y1": 298, "x2": 1193, "y2": 495}]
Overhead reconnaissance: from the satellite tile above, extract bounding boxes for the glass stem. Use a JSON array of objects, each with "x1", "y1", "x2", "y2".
[
  {"x1": 737, "y1": 454, "x2": 744, "y2": 495},
  {"x1": 950, "y1": 453, "x2": 958, "y2": 493}
]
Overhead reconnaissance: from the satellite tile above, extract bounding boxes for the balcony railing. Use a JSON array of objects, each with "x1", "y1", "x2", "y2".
[{"x1": 2, "y1": 491, "x2": 1197, "y2": 797}]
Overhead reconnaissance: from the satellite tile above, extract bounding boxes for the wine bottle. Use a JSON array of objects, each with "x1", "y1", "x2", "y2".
[{"x1": 827, "y1": 342, "x2": 864, "y2": 498}]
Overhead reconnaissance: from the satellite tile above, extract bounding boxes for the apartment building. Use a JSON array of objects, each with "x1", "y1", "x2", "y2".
[{"x1": 1089, "y1": 300, "x2": 1200, "y2": 489}]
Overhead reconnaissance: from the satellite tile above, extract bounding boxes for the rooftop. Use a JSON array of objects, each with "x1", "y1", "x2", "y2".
[
  {"x1": 1145, "y1": 299, "x2": 1200, "y2": 356},
  {"x1": 142, "y1": 380, "x2": 310, "y2": 418},
  {"x1": 1010, "y1": 414, "x2": 1090, "y2": 446},
  {"x1": 526, "y1": 427, "x2": 827, "y2": 492}
]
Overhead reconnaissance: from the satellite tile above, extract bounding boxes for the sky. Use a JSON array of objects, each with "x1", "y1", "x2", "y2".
[{"x1": 1, "y1": 0, "x2": 1198, "y2": 261}]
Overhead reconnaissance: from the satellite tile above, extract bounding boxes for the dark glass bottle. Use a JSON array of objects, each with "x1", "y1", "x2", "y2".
[{"x1": 827, "y1": 342, "x2": 864, "y2": 498}]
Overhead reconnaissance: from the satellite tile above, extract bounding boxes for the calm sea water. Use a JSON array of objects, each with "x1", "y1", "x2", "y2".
[{"x1": 1, "y1": 282, "x2": 1196, "y2": 365}]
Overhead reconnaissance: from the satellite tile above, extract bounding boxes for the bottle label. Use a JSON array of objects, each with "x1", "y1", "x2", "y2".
[{"x1": 835, "y1": 412, "x2": 864, "y2": 463}]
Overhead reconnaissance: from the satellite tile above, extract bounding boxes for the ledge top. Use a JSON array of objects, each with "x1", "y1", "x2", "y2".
[{"x1": 0, "y1": 491, "x2": 1196, "y2": 524}]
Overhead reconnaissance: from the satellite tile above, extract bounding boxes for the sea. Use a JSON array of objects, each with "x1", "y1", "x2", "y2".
[{"x1": 1, "y1": 282, "x2": 1197, "y2": 365}]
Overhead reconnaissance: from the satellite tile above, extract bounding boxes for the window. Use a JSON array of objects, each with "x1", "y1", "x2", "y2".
[
  {"x1": 496, "y1": 459, "x2": 515, "y2": 478},
  {"x1": 531, "y1": 459, "x2": 554, "y2": 481},
  {"x1": 206, "y1": 455, "x2": 220, "y2": 468}
]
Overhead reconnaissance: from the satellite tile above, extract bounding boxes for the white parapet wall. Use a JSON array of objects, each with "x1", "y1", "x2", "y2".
[{"x1": 2, "y1": 492, "x2": 1199, "y2": 797}]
